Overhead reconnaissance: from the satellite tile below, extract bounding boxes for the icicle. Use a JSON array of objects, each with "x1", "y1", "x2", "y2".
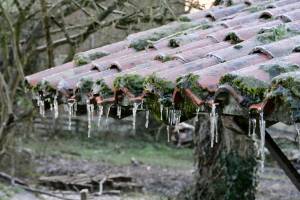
[
  {"x1": 167, "y1": 125, "x2": 170, "y2": 143},
  {"x1": 195, "y1": 107, "x2": 200, "y2": 122},
  {"x1": 259, "y1": 112, "x2": 266, "y2": 172},
  {"x1": 117, "y1": 105, "x2": 122, "y2": 119},
  {"x1": 97, "y1": 105, "x2": 104, "y2": 128},
  {"x1": 132, "y1": 103, "x2": 139, "y2": 130},
  {"x1": 86, "y1": 100, "x2": 94, "y2": 138},
  {"x1": 210, "y1": 103, "x2": 218, "y2": 148},
  {"x1": 248, "y1": 117, "x2": 251, "y2": 136},
  {"x1": 160, "y1": 103, "x2": 164, "y2": 120},
  {"x1": 145, "y1": 110, "x2": 149, "y2": 128},
  {"x1": 140, "y1": 99, "x2": 144, "y2": 110},
  {"x1": 53, "y1": 95, "x2": 59, "y2": 119},
  {"x1": 294, "y1": 123, "x2": 300, "y2": 147},
  {"x1": 105, "y1": 104, "x2": 112, "y2": 127},
  {"x1": 67, "y1": 102, "x2": 74, "y2": 131},
  {"x1": 37, "y1": 95, "x2": 45, "y2": 117},
  {"x1": 165, "y1": 107, "x2": 169, "y2": 120},
  {"x1": 73, "y1": 102, "x2": 77, "y2": 117}
]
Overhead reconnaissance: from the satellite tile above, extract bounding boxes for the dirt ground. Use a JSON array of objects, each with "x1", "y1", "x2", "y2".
[{"x1": 9, "y1": 155, "x2": 298, "y2": 200}]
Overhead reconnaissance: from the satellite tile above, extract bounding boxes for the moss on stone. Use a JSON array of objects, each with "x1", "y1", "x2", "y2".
[
  {"x1": 113, "y1": 74, "x2": 145, "y2": 96},
  {"x1": 221, "y1": 151, "x2": 257, "y2": 200},
  {"x1": 74, "y1": 51, "x2": 109, "y2": 66},
  {"x1": 247, "y1": 5, "x2": 266, "y2": 13}
]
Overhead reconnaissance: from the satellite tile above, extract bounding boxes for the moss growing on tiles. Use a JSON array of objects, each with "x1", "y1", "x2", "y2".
[
  {"x1": 129, "y1": 22, "x2": 201, "y2": 51},
  {"x1": 34, "y1": 80, "x2": 57, "y2": 98},
  {"x1": 77, "y1": 78, "x2": 94, "y2": 95},
  {"x1": 247, "y1": 5, "x2": 266, "y2": 13},
  {"x1": 220, "y1": 74, "x2": 269, "y2": 104},
  {"x1": 225, "y1": 32, "x2": 243, "y2": 44},
  {"x1": 271, "y1": 73, "x2": 300, "y2": 99},
  {"x1": 144, "y1": 74, "x2": 175, "y2": 107},
  {"x1": 74, "y1": 51, "x2": 109, "y2": 66},
  {"x1": 269, "y1": 73, "x2": 300, "y2": 121},
  {"x1": 233, "y1": 44, "x2": 243, "y2": 49},
  {"x1": 257, "y1": 24, "x2": 288, "y2": 44},
  {"x1": 179, "y1": 16, "x2": 191, "y2": 22},
  {"x1": 113, "y1": 74, "x2": 145, "y2": 96},
  {"x1": 92, "y1": 79, "x2": 114, "y2": 99},
  {"x1": 175, "y1": 74, "x2": 209, "y2": 118},
  {"x1": 155, "y1": 54, "x2": 174, "y2": 62},
  {"x1": 260, "y1": 63, "x2": 300, "y2": 78}
]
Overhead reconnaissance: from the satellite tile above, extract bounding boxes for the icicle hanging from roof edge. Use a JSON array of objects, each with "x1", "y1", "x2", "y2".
[
  {"x1": 167, "y1": 125, "x2": 170, "y2": 143},
  {"x1": 117, "y1": 105, "x2": 122, "y2": 119},
  {"x1": 160, "y1": 103, "x2": 164, "y2": 120},
  {"x1": 259, "y1": 112, "x2": 266, "y2": 173},
  {"x1": 53, "y1": 95, "x2": 59, "y2": 119},
  {"x1": 37, "y1": 95, "x2": 45, "y2": 118},
  {"x1": 106, "y1": 104, "x2": 112, "y2": 128},
  {"x1": 210, "y1": 103, "x2": 218, "y2": 148},
  {"x1": 195, "y1": 107, "x2": 200, "y2": 122},
  {"x1": 132, "y1": 102, "x2": 139, "y2": 130},
  {"x1": 86, "y1": 99, "x2": 94, "y2": 138},
  {"x1": 145, "y1": 110, "x2": 149, "y2": 128},
  {"x1": 97, "y1": 105, "x2": 104, "y2": 128},
  {"x1": 294, "y1": 122, "x2": 300, "y2": 147},
  {"x1": 67, "y1": 101, "x2": 75, "y2": 131}
]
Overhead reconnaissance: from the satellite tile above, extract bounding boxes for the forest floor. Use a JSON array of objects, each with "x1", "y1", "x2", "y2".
[{"x1": 1, "y1": 128, "x2": 300, "y2": 200}]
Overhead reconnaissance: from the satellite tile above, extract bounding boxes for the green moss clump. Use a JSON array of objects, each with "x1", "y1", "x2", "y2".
[
  {"x1": 74, "y1": 51, "x2": 109, "y2": 66},
  {"x1": 144, "y1": 74, "x2": 175, "y2": 106},
  {"x1": 221, "y1": 151, "x2": 257, "y2": 200},
  {"x1": 247, "y1": 5, "x2": 266, "y2": 13},
  {"x1": 220, "y1": 74, "x2": 269, "y2": 103},
  {"x1": 77, "y1": 78, "x2": 94, "y2": 95},
  {"x1": 113, "y1": 74, "x2": 145, "y2": 96},
  {"x1": 33, "y1": 80, "x2": 57, "y2": 100},
  {"x1": 257, "y1": 24, "x2": 288, "y2": 44},
  {"x1": 225, "y1": 32, "x2": 243, "y2": 44},
  {"x1": 175, "y1": 74, "x2": 209, "y2": 118},
  {"x1": 129, "y1": 22, "x2": 200, "y2": 51},
  {"x1": 260, "y1": 63, "x2": 299, "y2": 78},
  {"x1": 179, "y1": 16, "x2": 191, "y2": 22},
  {"x1": 155, "y1": 54, "x2": 174, "y2": 62},
  {"x1": 93, "y1": 79, "x2": 114, "y2": 99},
  {"x1": 233, "y1": 44, "x2": 243, "y2": 49}
]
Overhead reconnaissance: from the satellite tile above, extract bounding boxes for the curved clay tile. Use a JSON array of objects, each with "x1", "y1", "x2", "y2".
[
  {"x1": 260, "y1": 2, "x2": 300, "y2": 19},
  {"x1": 279, "y1": 10, "x2": 300, "y2": 22},
  {"x1": 172, "y1": 41, "x2": 231, "y2": 62},
  {"x1": 25, "y1": 62, "x2": 75, "y2": 87},
  {"x1": 206, "y1": 4, "x2": 247, "y2": 21},
  {"x1": 251, "y1": 35, "x2": 300, "y2": 58},
  {"x1": 196, "y1": 54, "x2": 269, "y2": 92}
]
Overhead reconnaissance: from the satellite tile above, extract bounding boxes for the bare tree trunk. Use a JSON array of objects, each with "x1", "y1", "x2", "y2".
[
  {"x1": 181, "y1": 114, "x2": 257, "y2": 200},
  {"x1": 40, "y1": 0, "x2": 55, "y2": 68}
]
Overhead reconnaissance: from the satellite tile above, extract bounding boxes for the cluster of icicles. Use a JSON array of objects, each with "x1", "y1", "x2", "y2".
[{"x1": 35, "y1": 95, "x2": 271, "y2": 171}]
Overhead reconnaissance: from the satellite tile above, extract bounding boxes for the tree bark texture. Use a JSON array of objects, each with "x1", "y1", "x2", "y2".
[{"x1": 181, "y1": 114, "x2": 257, "y2": 200}]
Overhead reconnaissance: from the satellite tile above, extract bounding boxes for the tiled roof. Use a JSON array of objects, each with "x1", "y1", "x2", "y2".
[{"x1": 26, "y1": 0, "x2": 300, "y2": 124}]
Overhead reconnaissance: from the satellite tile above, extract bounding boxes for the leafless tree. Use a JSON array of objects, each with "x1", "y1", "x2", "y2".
[{"x1": 0, "y1": 0, "x2": 180, "y2": 159}]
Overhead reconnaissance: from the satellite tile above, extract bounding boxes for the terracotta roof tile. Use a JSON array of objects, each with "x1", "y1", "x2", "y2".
[{"x1": 25, "y1": 0, "x2": 300, "y2": 122}]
